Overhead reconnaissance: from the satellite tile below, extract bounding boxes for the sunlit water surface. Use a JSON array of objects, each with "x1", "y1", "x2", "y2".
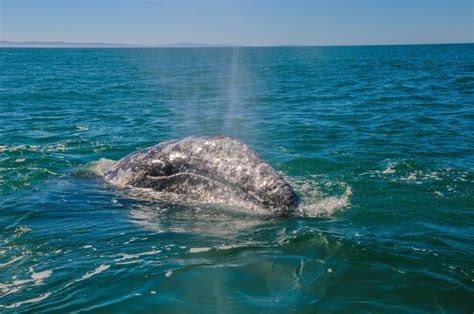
[{"x1": 1, "y1": 45, "x2": 473, "y2": 312}]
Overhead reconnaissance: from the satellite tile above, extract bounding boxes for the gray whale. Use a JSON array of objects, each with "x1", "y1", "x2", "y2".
[{"x1": 103, "y1": 136, "x2": 299, "y2": 215}]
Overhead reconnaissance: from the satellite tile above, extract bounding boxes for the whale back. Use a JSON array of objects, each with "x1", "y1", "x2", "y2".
[{"x1": 104, "y1": 136, "x2": 298, "y2": 215}]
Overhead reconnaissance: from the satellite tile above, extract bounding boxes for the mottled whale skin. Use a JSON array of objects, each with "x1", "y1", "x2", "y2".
[{"x1": 103, "y1": 136, "x2": 299, "y2": 215}]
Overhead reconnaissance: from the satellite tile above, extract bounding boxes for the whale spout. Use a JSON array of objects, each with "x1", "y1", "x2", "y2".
[{"x1": 103, "y1": 136, "x2": 299, "y2": 215}]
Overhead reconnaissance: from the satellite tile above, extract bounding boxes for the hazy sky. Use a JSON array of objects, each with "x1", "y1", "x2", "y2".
[{"x1": 1, "y1": 0, "x2": 472, "y2": 46}]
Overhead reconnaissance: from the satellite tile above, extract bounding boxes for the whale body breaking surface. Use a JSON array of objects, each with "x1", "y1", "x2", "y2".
[{"x1": 102, "y1": 136, "x2": 299, "y2": 216}]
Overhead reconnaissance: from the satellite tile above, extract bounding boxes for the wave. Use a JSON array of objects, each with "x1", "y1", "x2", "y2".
[{"x1": 288, "y1": 175, "x2": 352, "y2": 217}]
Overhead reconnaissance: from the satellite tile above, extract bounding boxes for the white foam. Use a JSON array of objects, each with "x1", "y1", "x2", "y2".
[
  {"x1": 391, "y1": 267, "x2": 405, "y2": 274},
  {"x1": 65, "y1": 264, "x2": 110, "y2": 288},
  {"x1": 0, "y1": 283, "x2": 19, "y2": 296},
  {"x1": 189, "y1": 247, "x2": 211, "y2": 253},
  {"x1": 90, "y1": 158, "x2": 116, "y2": 176},
  {"x1": 116, "y1": 260, "x2": 140, "y2": 265},
  {"x1": 297, "y1": 186, "x2": 352, "y2": 217},
  {"x1": 0, "y1": 268, "x2": 52, "y2": 298},
  {"x1": 14, "y1": 226, "x2": 31, "y2": 237},
  {"x1": 217, "y1": 244, "x2": 240, "y2": 250},
  {"x1": 80, "y1": 264, "x2": 109, "y2": 280},
  {"x1": 123, "y1": 237, "x2": 139, "y2": 245},
  {"x1": 76, "y1": 125, "x2": 89, "y2": 131},
  {"x1": 0, "y1": 292, "x2": 51, "y2": 309},
  {"x1": 115, "y1": 249, "x2": 162, "y2": 261},
  {"x1": 12, "y1": 279, "x2": 33, "y2": 286},
  {"x1": 30, "y1": 269, "x2": 52, "y2": 282},
  {"x1": 0, "y1": 143, "x2": 69, "y2": 153},
  {"x1": 383, "y1": 167, "x2": 396, "y2": 174},
  {"x1": 0, "y1": 255, "x2": 24, "y2": 268},
  {"x1": 287, "y1": 175, "x2": 352, "y2": 217}
]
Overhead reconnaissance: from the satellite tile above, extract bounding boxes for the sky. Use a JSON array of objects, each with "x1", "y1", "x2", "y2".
[{"x1": 1, "y1": 0, "x2": 472, "y2": 46}]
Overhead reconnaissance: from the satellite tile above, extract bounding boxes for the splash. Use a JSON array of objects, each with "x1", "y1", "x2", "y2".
[
  {"x1": 296, "y1": 186, "x2": 352, "y2": 217},
  {"x1": 289, "y1": 175, "x2": 352, "y2": 217},
  {"x1": 89, "y1": 158, "x2": 116, "y2": 177}
]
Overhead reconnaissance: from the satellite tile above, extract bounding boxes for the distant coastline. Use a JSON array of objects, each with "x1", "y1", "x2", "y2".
[
  {"x1": 1, "y1": 40, "x2": 472, "y2": 48},
  {"x1": 0, "y1": 40, "x2": 234, "y2": 48}
]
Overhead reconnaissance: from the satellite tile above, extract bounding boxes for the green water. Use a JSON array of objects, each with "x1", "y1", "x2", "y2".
[{"x1": 1, "y1": 45, "x2": 473, "y2": 312}]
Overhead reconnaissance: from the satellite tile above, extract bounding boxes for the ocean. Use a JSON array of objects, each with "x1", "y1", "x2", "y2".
[{"x1": 1, "y1": 45, "x2": 473, "y2": 312}]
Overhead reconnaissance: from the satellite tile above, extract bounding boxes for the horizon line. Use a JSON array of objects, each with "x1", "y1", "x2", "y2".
[{"x1": 1, "y1": 40, "x2": 473, "y2": 48}]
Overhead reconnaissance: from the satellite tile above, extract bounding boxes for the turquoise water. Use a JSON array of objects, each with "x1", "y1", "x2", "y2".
[{"x1": 1, "y1": 45, "x2": 473, "y2": 312}]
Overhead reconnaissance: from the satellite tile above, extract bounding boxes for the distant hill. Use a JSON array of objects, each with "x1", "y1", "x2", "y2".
[
  {"x1": 0, "y1": 40, "x2": 235, "y2": 48},
  {"x1": 2, "y1": 40, "x2": 470, "y2": 48}
]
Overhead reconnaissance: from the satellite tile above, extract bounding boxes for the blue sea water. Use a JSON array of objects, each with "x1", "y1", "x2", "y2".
[{"x1": 0, "y1": 45, "x2": 473, "y2": 312}]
